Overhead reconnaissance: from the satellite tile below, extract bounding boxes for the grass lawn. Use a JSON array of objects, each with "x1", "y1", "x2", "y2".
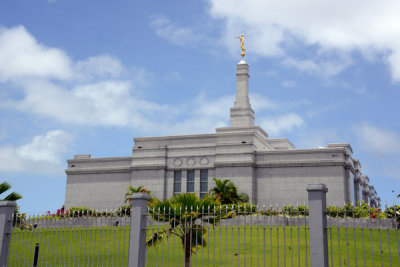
[{"x1": 8, "y1": 224, "x2": 400, "y2": 267}]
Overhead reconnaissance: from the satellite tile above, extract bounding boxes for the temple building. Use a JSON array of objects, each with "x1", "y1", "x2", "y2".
[{"x1": 64, "y1": 58, "x2": 380, "y2": 210}]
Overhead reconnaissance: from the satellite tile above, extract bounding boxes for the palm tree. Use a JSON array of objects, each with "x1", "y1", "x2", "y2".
[
  {"x1": 0, "y1": 181, "x2": 22, "y2": 201},
  {"x1": 147, "y1": 193, "x2": 235, "y2": 267},
  {"x1": 209, "y1": 178, "x2": 248, "y2": 204},
  {"x1": 125, "y1": 185, "x2": 152, "y2": 204}
]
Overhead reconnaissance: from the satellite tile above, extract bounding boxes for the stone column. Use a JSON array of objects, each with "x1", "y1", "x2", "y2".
[
  {"x1": 0, "y1": 201, "x2": 16, "y2": 267},
  {"x1": 307, "y1": 184, "x2": 329, "y2": 267},
  {"x1": 128, "y1": 193, "x2": 150, "y2": 267}
]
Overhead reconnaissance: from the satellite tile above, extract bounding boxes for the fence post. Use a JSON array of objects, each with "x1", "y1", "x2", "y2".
[
  {"x1": 307, "y1": 183, "x2": 329, "y2": 267},
  {"x1": 0, "y1": 201, "x2": 16, "y2": 267},
  {"x1": 128, "y1": 193, "x2": 150, "y2": 267}
]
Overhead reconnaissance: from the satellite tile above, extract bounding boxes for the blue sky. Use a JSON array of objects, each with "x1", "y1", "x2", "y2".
[{"x1": 1, "y1": 0, "x2": 400, "y2": 213}]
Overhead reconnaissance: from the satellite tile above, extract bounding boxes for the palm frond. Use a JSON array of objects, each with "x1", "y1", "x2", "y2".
[
  {"x1": 3, "y1": 192, "x2": 22, "y2": 201},
  {"x1": 146, "y1": 231, "x2": 167, "y2": 247},
  {"x1": 0, "y1": 182, "x2": 11, "y2": 195}
]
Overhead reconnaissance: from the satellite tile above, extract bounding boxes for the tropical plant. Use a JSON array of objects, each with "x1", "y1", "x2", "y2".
[
  {"x1": 116, "y1": 204, "x2": 131, "y2": 216},
  {"x1": 385, "y1": 204, "x2": 400, "y2": 227},
  {"x1": 125, "y1": 185, "x2": 153, "y2": 204},
  {"x1": 147, "y1": 193, "x2": 235, "y2": 267},
  {"x1": 0, "y1": 181, "x2": 22, "y2": 201},
  {"x1": 209, "y1": 178, "x2": 248, "y2": 204},
  {"x1": 69, "y1": 206, "x2": 94, "y2": 217}
]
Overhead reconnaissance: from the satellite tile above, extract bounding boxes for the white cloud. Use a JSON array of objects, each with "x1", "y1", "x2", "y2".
[
  {"x1": 17, "y1": 130, "x2": 72, "y2": 163},
  {"x1": 0, "y1": 130, "x2": 73, "y2": 173},
  {"x1": 281, "y1": 81, "x2": 297, "y2": 88},
  {"x1": 74, "y1": 55, "x2": 124, "y2": 81},
  {"x1": 281, "y1": 57, "x2": 352, "y2": 76},
  {"x1": 193, "y1": 94, "x2": 233, "y2": 119},
  {"x1": 4, "y1": 79, "x2": 171, "y2": 128},
  {"x1": 0, "y1": 26, "x2": 171, "y2": 129},
  {"x1": 150, "y1": 16, "x2": 202, "y2": 47},
  {"x1": 208, "y1": 0, "x2": 400, "y2": 81},
  {"x1": 259, "y1": 113, "x2": 304, "y2": 136},
  {"x1": 353, "y1": 122, "x2": 400, "y2": 154},
  {"x1": 0, "y1": 26, "x2": 72, "y2": 81},
  {"x1": 295, "y1": 129, "x2": 340, "y2": 149},
  {"x1": 249, "y1": 94, "x2": 277, "y2": 111},
  {"x1": 0, "y1": 25, "x2": 285, "y2": 137}
]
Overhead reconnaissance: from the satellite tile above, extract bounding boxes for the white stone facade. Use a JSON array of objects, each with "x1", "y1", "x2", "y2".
[{"x1": 65, "y1": 60, "x2": 379, "y2": 210}]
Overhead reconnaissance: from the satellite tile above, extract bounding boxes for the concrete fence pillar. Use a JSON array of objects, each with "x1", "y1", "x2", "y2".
[
  {"x1": 0, "y1": 201, "x2": 16, "y2": 267},
  {"x1": 127, "y1": 193, "x2": 150, "y2": 267},
  {"x1": 307, "y1": 184, "x2": 329, "y2": 267}
]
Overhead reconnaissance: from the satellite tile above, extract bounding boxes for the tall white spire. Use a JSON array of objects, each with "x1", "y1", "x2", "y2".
[{"x1": 230, "y1": 60, "x2": 255, "y2": 127}]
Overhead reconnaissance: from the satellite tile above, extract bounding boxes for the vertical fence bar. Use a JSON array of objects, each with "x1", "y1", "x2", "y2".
[
  {"x1": 378, "y1": 207, "x2": 383, "y2": 266},
  {"x1": 344, "y1": 204, "x2": 349, "y2": 267},
  {"x1": 269, "y1": 204, "x2": 272, "y2": 267},
  {"x1": 307, "y1": 183, "x2": 329, "y2": 267},
  {"x1": 353, "y1": 205, "x2": 358, "y2": 266},
  {"x1": 328, "y1": 204, "x2": 333, "y2": 267},
  {"x1": 283, "y1": 207, "x2": 286, "y2": 267},
  {"x1": 395, "y1": 201, "x2": 399, "y2": 266},
  {"x1": 243, "y1": 204, "x2": 246, "y2": 267},
  {"x1": 0, "y1": 201, "x2": 16, "y2": 267},
  {"x1": 368, "y1": 205, "x2": 375, "y2": 267},
  {"x1": 256, "y1": 205, "x2": 259, "y2": 267},
  {"x1": 297, "y1": 204, "x2": 301, "y2": 267},
  {"x1": 360, "y1": 202, "x2": 366, "y2": 267},
  {"x1": 128, "y1": 193, "x2": 150, "y2": 267},
  {"x1": 276, "y1": 204, "x2": 279, "y2": 267},
  {"x1": 167, "y1": 206, "x2": 171, "y2": 267}
]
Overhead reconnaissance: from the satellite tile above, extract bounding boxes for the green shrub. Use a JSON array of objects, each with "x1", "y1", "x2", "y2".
[
  {"x1": 69, "y1": 206, "x2": 94, "y2": 217},
  {"x1": 116, "y1": 205, "x2": 131, "y2": 216}
]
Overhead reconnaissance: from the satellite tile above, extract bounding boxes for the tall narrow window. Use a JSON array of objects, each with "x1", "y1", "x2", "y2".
[
  {"x1": 200, "y1": 170, "x2": 208, "y2": 199},
  {"x1": 187, "y1": 170, "x2": 195, "y2": 193},
  {"x1": 174, "y1": 171, "x2": 181, "y2": 195}
]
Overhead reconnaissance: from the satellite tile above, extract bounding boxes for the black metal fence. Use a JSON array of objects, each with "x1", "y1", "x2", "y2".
[
  {"x1": 8, "y1": 212, "x2": 130, "y2": 267},
  {"x1": 0, "y1": 185, "x2": 398, "y2": 267}
]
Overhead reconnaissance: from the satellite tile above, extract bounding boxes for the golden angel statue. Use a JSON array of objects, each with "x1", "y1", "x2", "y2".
[{"x1": 235, "y1": 34, "x2": 245, "y2": 57}]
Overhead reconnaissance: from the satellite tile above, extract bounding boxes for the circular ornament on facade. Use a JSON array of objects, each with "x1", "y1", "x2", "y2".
[
  {"x1": 200, "y1": 157, "x2": 209, "y2": 165},
  {"x1": 174, "y1": 158, "x2": 183, "y2": 166},
  {"x1": 187, "y1": 158, "x2": 196, "y2": 166}
]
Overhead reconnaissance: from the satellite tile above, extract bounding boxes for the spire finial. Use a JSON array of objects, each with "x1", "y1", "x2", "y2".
[{"x1": 235, "y1": 34, "x2": 246, "y2": 58}]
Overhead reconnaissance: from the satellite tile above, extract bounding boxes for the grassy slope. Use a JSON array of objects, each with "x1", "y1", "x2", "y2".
[{"x1": 8, "y1": 225, "x2": 400, "y2": 267}]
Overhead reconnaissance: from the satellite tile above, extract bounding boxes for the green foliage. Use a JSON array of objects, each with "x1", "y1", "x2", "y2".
[
  {"x1": 69, "y1": 206, "x2": 95, "y2": 217},
  {"x1": 281, "y1": 205, "x2": 309, "y2": 216},
  {"x1": 259, "y1": 208, "x2": 279, "y2": 216},
  {"x1": 116, "y1": 204, "x2": 131, "y2": 216},
  {"x1": 258, "y1": 202, "x2": 393, "y2": 220},
  {"x1": 326, "y1": 201, "x2": 385, "y2": 219},
  {"x1": 223, "y1": 203, "x2": 257, "y2": 214},
  {"x1": 0, "y1": 181, "x2": 22, "y2": 201},
  {"x1": 385, "y1": 204, "x2": 400, "y2": 224},
  {"x1": 147, "y1": 193, "x2": 236, "y2": 267},
  {"x1": 209, "y1": 178, "x2": 249, "y2": 205},
  {"x1": 125, "y1": 185, "x2": 154, "y2": 204}
]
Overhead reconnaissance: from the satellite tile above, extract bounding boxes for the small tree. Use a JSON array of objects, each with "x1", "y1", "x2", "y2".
[
  {"x1": 147, "y1": 193, "x2": 235, "y2": 267},
  {"x1": 125, "y1": 185, "x2": 153, "y2": 204},
  {"x1": 209, "y1": 178, "x2": 248, "y2": 204}
]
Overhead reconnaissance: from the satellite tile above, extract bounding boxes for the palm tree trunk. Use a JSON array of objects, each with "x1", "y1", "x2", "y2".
[{"x1": 184, "y1": 231, "x2": 191, "y2": 267}]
